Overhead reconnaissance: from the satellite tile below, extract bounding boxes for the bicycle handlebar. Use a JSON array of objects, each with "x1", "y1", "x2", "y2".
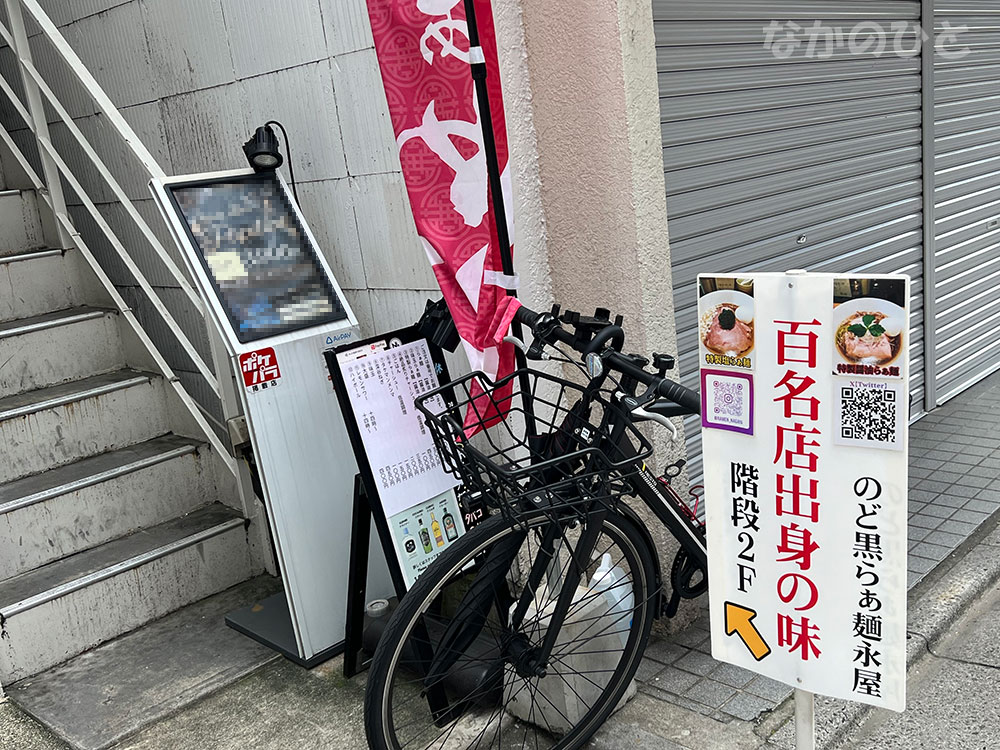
[
  {"x1": 513, "y1": 304, "x2": 701, "y2": 414},
  {"x1": 512, "y1": 304, "x2": 542, "y2": 329}
]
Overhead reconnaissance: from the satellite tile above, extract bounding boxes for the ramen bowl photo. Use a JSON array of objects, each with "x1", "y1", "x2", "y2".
[
  {"x1": 833, "y1": 297, "x2": 906, "y2": 367},
  {"x1": 699, "y1": 290, "x2": 755, "y2": 358}
]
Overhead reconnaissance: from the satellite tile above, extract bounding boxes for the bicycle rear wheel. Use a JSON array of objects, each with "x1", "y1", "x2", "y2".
[{"x1": 364, "y1": 509, "x2": 657, "y2": 750}]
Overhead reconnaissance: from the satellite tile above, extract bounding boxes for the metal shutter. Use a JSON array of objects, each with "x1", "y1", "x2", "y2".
[
  {"x1": 932, "y1": 1, "x2": 1000, "y2": 402},
  {"x1": 652, "y1": 1, "x2": 926, "y2": 481}
]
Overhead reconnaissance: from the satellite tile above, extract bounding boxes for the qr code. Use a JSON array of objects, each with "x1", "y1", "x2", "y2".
[
  {"x1": 713, "y1": 379, "x2": 746, "y2": 417},
  {"x1": 840, "y1": 386, "x2": 896, "y2": 442}
]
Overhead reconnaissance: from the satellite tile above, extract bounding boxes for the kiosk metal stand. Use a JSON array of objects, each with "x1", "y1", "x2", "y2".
[
  {"x1": 150, "y1": 168, "x2": 394, "y2": 666},
  {"x1": 343, "y1": 474, "x2": 376, "y2": 677}
]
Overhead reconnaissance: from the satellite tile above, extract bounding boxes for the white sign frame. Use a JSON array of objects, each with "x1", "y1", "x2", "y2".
[
  {"x1": 700, "y1": 272, "x2": 909, "y2": 712},
  {"x1": 330, "y1": 331, "x2": 467, "y2": 589}
]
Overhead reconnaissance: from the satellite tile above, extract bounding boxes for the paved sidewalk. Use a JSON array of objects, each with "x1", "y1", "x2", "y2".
[
  {"x1": 628, "y1": 370, "x2": 1000, "y2": 723},
  {"x1": 2, "y1": 371, "x2": 999, "y2": 749},
  {"x1": 763, "y1": 513, "x2": 1000, "y2": 750},
  {"x1": 906, "y1": 375, "x2": 1000, "y2": 587},
  {"x1": 841, "y1": 563, "x2": 1000, "y2": 749},
  {"x1": 7, "y1": 510, "x2": 1000, "y2": 750}
]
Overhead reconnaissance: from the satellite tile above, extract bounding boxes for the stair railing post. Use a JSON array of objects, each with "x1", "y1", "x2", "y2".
[{"x1": 3, "y1": 0, "x2": 72, "y2": 248}]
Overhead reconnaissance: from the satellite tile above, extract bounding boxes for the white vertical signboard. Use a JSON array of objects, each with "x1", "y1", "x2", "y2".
[{"x1": 700, "y1": 272, "x2": 908, "y2": 712}]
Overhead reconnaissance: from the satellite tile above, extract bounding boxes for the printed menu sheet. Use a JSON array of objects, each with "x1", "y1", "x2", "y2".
[{"x1": 337, "y1": 339, "x2": 459, "y2": 518}]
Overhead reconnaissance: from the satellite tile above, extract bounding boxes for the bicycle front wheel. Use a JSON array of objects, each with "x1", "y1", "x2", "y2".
[{"x1": 364, "y1": 508, "x2": 658, "y2": 750}]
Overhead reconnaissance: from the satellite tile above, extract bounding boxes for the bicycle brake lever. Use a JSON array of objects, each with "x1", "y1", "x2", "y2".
[
  {"x1": 631, "y1": 404, "x2": 679, "y2": 440},
  {"x1": 503, "y1": 335, "x2": 528, "y2": 353},
  {"x1": 503, "y1": 334, "x2": 548, "y2": 361}
]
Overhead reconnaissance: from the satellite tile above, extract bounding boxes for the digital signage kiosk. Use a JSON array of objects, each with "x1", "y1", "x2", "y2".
[{"x1": 150, "y1": 169, "x2": 392, "y2": 664}]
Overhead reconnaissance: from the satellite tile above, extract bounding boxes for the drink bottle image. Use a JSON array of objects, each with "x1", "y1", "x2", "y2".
[
  {"x1": 431, "y1": 513, "x2": 445, "y2": 547},
  {"x1": 402, "y1": 527, "x2": 418, "y2": 559},
  {"x1": 443, "y1": 511, "x2": 458, "y2": 541},
  {"x1": 418, "y1": 520, "x2": 433, "y2": 554}
]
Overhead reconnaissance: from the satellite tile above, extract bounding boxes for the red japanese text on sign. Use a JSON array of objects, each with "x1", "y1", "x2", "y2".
[
  {"x1": 702, "y1": 273, "x2": 909, "y2": 712},
  {"x1": 773, "y1": 318, "x2": 823, "y2": 661}
]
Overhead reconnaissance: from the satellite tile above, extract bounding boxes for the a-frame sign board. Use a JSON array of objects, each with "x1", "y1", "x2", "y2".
[{"x1": 325, "y1": 325, "x2": 468, "y2": 677}]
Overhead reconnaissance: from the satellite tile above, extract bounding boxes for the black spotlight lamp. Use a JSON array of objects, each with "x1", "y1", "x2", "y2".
[
  {"x1": 243, "y1": 124, "x2": 282, "y2": 171},
  {"x1": 243, "y1": 120, "x2": 298, "y2": 203}
]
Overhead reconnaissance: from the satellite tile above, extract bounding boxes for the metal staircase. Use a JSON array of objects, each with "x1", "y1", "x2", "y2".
[{"x1": 0, "y1": 189, "x2": 258, "y2": 685}]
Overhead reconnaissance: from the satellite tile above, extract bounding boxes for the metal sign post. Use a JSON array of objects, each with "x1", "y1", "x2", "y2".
[
  {"x1": 795, "y1": 689, "x2": 815, "y2": 750},
  {"x1": 699, "y1": 272, "x2": 910, "y2": 716}
]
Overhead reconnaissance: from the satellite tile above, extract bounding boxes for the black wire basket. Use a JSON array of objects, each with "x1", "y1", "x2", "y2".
[{"x1": 415, "y1": 368, "x2": 653, "y2": 522}]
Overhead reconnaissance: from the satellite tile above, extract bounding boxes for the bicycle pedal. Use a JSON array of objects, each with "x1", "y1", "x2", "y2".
[{"x1": 662, "y1": 589, "x2": 682, "y2": 618}]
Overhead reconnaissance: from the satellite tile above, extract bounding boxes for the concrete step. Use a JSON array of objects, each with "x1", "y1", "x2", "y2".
[
  {"x1": 0, "y1": 503, "x2": 251, "y2": 683},
  {"x1": 0, "y1": 248, "x2": 85, "y2": 323},
  {"x1": 0, "y1": 306, "x2": 123, "y2": 395},
  {"x1": 7, "y1": 575, "x2": 282, "y2": 750},
  {"x1": 0, "y1": 435, "x2": 215, "y2": 579},
  {"x1": 0, "y1": 369, "x2": 170, "y2": 484},
  {"x1": 0, "y1": 190, "x2": 44, "y2": 257}
]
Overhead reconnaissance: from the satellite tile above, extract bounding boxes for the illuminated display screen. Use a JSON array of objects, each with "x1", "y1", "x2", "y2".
[{"x1": 169, "y1": 174, "x2": 347, "y2": 343}]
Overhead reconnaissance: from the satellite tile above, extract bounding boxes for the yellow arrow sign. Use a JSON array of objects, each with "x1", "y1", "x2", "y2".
[{"x1": 724, "y1": 602, "x2": 771, "y2": 661}]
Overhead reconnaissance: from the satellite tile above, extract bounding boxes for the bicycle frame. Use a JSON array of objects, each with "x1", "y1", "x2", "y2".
[
  {"x1": 498, "y1": 394, "x2": 708, "y2": 676},
  {"x1": 619, "y1": 441, "x2": 708, "y2": 571},
  {"x1": 408, "y1": 343, "x2": 709, "y2": 721}
]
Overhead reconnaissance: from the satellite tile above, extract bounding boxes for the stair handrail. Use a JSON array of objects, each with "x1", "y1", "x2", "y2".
[{"x1": 0, "y1": 0, "x2": 237, "y2": 477}]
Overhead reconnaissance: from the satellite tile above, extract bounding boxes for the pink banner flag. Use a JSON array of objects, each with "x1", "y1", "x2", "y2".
[{"x1": 365, "y1": 0, "x2": 515, "y2": 431}]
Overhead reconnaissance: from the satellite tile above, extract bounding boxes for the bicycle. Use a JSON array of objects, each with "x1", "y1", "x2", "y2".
[{"x1": 364, "y1": 303, "x2": 707, "y2": 749}]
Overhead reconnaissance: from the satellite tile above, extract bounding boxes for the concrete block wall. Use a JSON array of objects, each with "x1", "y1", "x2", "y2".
[
  {"x1": 0, "y1": 0, "x2": 691, "y2": 629},
  {"x1": 0, "y1": 0, "x2": 440, "y2": 426},
  {"x1": 0, "y1": 2, "x2": 680, "y2": 484}
]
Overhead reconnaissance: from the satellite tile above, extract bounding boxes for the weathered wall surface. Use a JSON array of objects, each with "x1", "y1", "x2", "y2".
[
  {"x1": 0, "y1": 0, "x2": 679, "y2": 427},
  {"x1": 501, "y1": 0, "x2": 690, "y2": 627},
  {"x1": 0, "y1": 3, "x2": 686, "y2": 585},
  {"x1": 0, "y1": 0, "x2": 443, "y2": 426},
  {"x1": 492, "y1": 0, "x2": 553, "y2": 316},
  {"x1": 511, "y1": 0, "x2": 678, "y2": 364}
]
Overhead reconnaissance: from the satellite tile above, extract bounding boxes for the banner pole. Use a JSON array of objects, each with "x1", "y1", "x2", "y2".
[
  {"x1": 462, "y1": 0, "x2": 536, "y2": 432},
  {"x1": 462, "y1": 0, "x2": 513, "y2": 287},
  {"x1": 794, "y1": 689, "x2": 816, "y2": 750}
]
